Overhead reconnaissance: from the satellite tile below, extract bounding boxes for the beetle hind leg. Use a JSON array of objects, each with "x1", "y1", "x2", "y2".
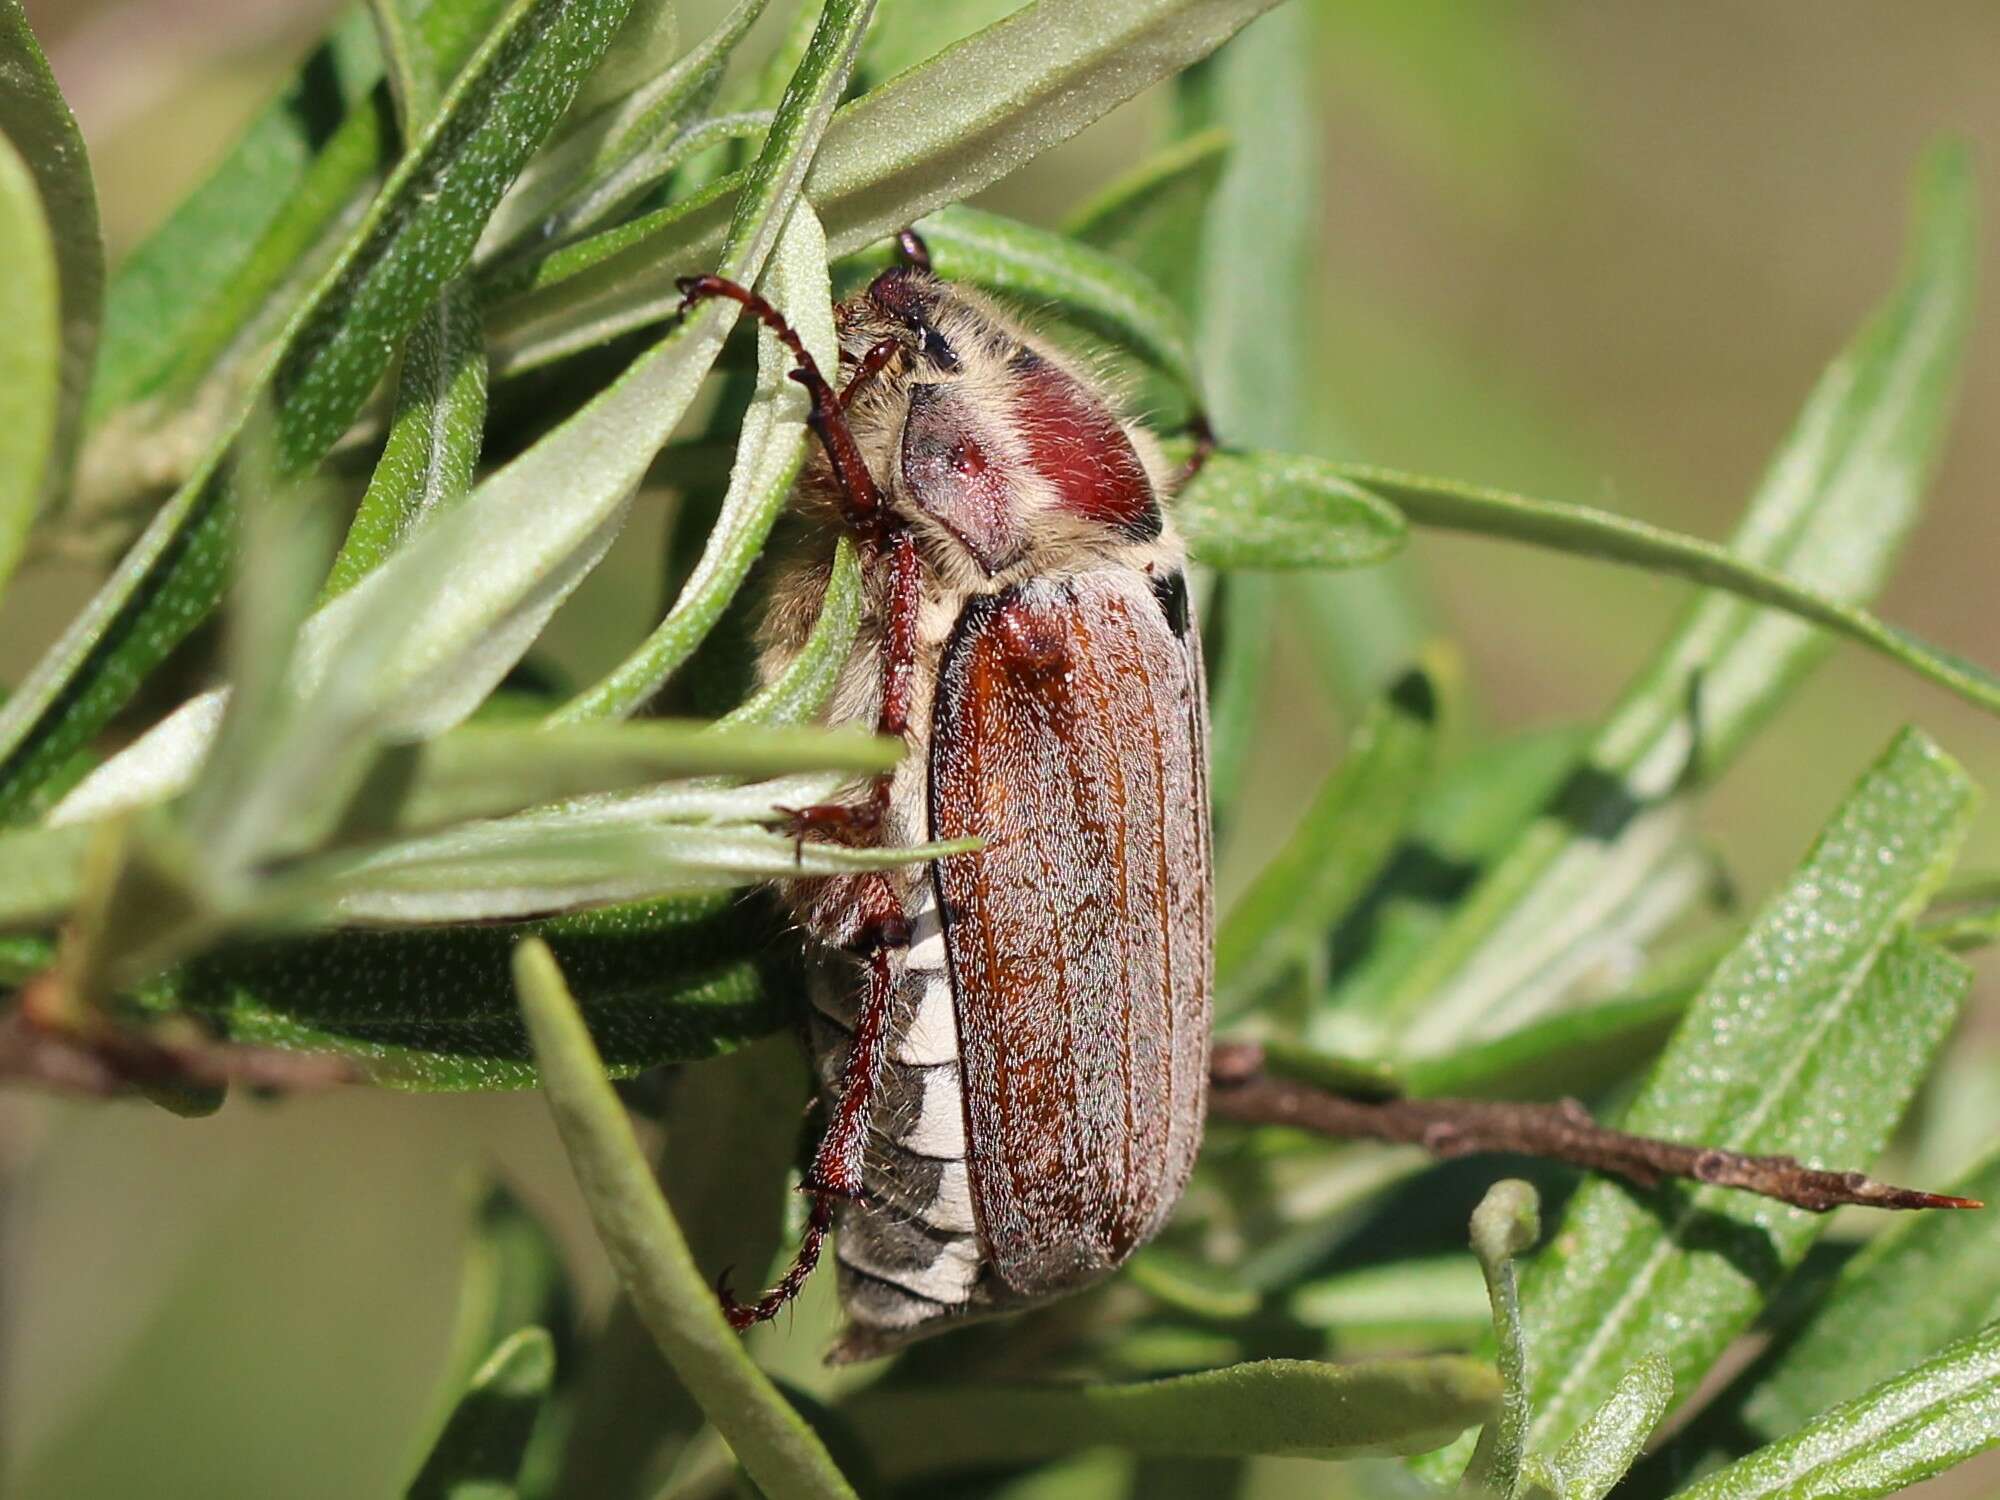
[{"x1": 717, "y1": 886, "x2": 908, "y2": 1329}]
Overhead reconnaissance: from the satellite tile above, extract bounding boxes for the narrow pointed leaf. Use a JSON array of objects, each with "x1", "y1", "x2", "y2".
[
  {"x1": 840, "y1": 1357, "x2": 1500, "y2": 1480},
  {"x1": 489, "y1": 0, "x2": 1288, "y2": 374},
  {"x1": 1357, "y1": 463, "x2": 2000, "y2": 720},
  {"x1": 82, "y1": 0, "x2": 513, "y2": 528},
  {"x1": 550, "y1": 199, "x2": 832, "y2": 722},
  {"x1": 1513, "y1": 729, "x2": 1978, "y2": 1457},
  {"x1": 1382, "y1": 144, "x2": 1978, "y2": 1052},
  {"x1": 0, "y1": 0, "x2": 104, "y2": 515},
  {"x1": 405, "y1": 1326, "x2": 555, "y2": 1500},
  {"x1": 145, "y1": 894, "x2": 784, "y2": 1089},
  {"x1": 513, "y1": 939, "x2": 860, "y2": 1499},
  {"x1": 1463, "y1": 1180, "x2": 1541, "y2": 1499},
  {"x1": 1520, "y1": 1353, "x2": 1672, "y2": 1500},
  {"x1": 323, "y1": 285, "x2": 487, "y2": 597},
  {"x1": 1179, "y1": 6, "x2": 1430, "y2": 708},
  {"x1": 0, "y1": 130, "x2": 59, "y2": 597},
  {"x1": 310, "y1": 820, "x2": 970, "y2": 924},
  {"x1": 0, "y1": 0, "x2": 639, "y2": 824},
  {"x1": 1215, "y1": 660, "x2": 1440, "y2": 1011},
  {"x1": 1672, "y1": 1323, "x2": 2000, "y2": 1500},
  {"x1": 37, "y1": 0, "x2": 869, "y2": 828},
  {"x1": 721, "y1": 535, "x2": 864, "y2": 728},
  {"x1": 1176, "y1": 448, "x2": 1408, "y2": 571},
  {"x1": 1715, "y1": 1147, "x2": 2000, "y2": 1451},
  {"x1": 370, "y1": 0, "x2": 441, "y2": 130},
  {"x1": 1065, "y1": 126, "x2": 1231, "y2": 310},
  {"x1": 483, "y1": 0, "x2": 768, "y2": 257},
  {"x1": 83, "y1": 11, "x2": 384, "y2": 420}
]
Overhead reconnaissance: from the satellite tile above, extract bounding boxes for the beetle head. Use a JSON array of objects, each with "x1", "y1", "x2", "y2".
[{"x1": 838, "y1": 270, "x2": 1167, "y2": 577}]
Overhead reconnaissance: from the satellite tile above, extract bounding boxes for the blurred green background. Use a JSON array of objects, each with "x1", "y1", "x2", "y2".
[{"x1": 3, "y1": 2, "x2": 1997, "y2": 1496}]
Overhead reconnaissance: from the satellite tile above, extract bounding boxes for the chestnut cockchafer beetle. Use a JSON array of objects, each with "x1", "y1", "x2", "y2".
[{"x1": 679, "y1": 232, "x2": 1210, "y2": 1362}]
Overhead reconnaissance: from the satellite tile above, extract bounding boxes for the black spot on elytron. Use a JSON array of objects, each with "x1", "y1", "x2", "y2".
[
  {"x1": 1387, "y1": 666, "x2": 1439, "y2": 723},
  {"x1": 1150, "y1": 571, "x2": 1190, "y2": 639}
]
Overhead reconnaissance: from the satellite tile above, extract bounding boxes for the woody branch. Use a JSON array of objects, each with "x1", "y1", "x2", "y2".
[{"x1": 1206, "y1": 1040, "x2": 1980, "y2": 1214}]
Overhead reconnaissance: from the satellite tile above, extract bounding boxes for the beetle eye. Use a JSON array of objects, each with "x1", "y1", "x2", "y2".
[{"x1": 867, "y1": 267, "x2": 961, "y2": 371}]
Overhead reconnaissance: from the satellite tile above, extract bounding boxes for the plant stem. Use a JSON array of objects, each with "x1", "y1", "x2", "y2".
[{"x1": 1207, "y1": 1041, "x2": 1982, "y2": 1214}]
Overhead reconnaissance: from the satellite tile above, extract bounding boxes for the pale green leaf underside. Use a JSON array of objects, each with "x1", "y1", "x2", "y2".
[
  {"x1": 839, "y1": 1356, "x2": 1500, "y2": 1480},
  {"x1": 513, "y1": 938, "x2": 859, "y2": 1500}
]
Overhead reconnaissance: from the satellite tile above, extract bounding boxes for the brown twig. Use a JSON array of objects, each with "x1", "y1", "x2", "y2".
[
  {"x1": 1207, "y1": 1041, "x2": 1981, "y2": 1214},
  {"x1": 0, "y1": 975, "x2": 357, "y2": 1099}
]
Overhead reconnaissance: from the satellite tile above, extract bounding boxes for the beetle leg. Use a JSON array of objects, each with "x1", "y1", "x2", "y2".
[
  {"x1": 772, "y1": 529, "x2": 923, "y2": 845},
  {"x1": 839, "y1": 336, "x2": 901, "y2": 408},
  {"x1": 676, "y1": 274, "x2": 890, "y2": 542},
  {"x1": 720, "y1": 885, "x2": 909, "y2": 1330}
]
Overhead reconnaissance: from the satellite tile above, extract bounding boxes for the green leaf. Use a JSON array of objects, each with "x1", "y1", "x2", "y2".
[
  {"x1": 43, "y1": 0, "x2": 868, "y2": 833},
  {"x1": 1352, "y1": 463, "x2": 2000, "y2": 721},
  {"x1": 146, "y1": 894, "x2": 784, "y2": 1089},
  {"x1": 305, "y1": 817, "x2": 970, "y2": 925},
  {"x1": 1727, "y1": 1146, "x2": 2000, "y2": 1446},
  {"x1": 1200, "y1": 571, "x2": 1273, "y2": 834},
  {"x1": 1178, "y1": 6, "x2": 1430, "y2": 708},
  {"x1": 437, "y1": 1183, "x2": 574, "y2": 1402},
  {"x1": 856, "y1": 0, "x2": 1024, "y2": 83},
  {"x1": 1215, "y1": 659, "x2": 1439, "y2": 1013},
  {"x1": 0, "y1": 0, "x2": 639, "y2": 825},
  {"x1": 406, "y1": 1326, "x2": 555, "y2": 1500},
  {"x1": 0, "y1": 129, "x2": 59, "y2": 599},
  {"x1": 838, "y1": 1357, "x2": 1499, "y2": 1479},
  {"x1": 83, "y1": 10, "x2": 384, "y2": 421},
  {"x1": 1512, "y1": 728, "x2": 1978, "y2": 1457},
  {"x1": 1288, "y1": 1257, "x2": 1490, "y2": 1349},
  {"x1": 83, "y1": 0, "x2": 513, "y2": 527},
  {"x1": 488, "y1": 0, "x2": 1289, "y2": 374},
  {"x1": 1175, "y1": 448, "x2": 1409, "y2": 572},
  {"x1": 550, "y1": 199, "x2": 832, "y2": 723},
  {"x1": 720, "y1": 534, "x2": 864, "y2": 728},
  {"x1": 0, "y1": 819, "x2": 93, "y2": 929},
  {"x1": 0, "y1": 0, "x2": 104, "y2": 517},
  {"x1": 383, "y1": 718, "x2": 900, "y2": 832},
  {"x1": 483, "y1": 0, "x2": 767, "y2": 258},
  {"x1": 512, "y1": 938, "x2": 860, "y2": 1499},
  {"x1": 842, "y1": 203, "x2": 1200, "y2": 396},
  {"x1": 323, "y1": 284, "x2": 488, "y2": 597},
  {"x1": 551, "y1": 1037, "x2": 808, "y2": 1498},
  {"x1": 1519, "y1": 1353, "x2": 1672, "y2": 1500},
  {"x1": 1379, "y1": 143, "x2": 1978, "y2": 1055},
  {"x1": 370, "y1": 0, "x2": 442, "y2": 131},
  {"x1": 1393, "y1": 980, "x2": 1698, "y2": 1102},
  {"x1": 1671, "y1": 1323, "x2": 2000, "y2": 1500}
]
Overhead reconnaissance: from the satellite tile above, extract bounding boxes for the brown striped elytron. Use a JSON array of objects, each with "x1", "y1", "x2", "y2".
[{"x1": 679, "y1": 234, "x2": 1212, "y2": 1360}]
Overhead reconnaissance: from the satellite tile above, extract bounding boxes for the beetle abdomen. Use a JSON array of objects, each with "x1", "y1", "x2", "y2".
[{"x1": 808, "y1": 880, "x2": 993, "y2": 1354}]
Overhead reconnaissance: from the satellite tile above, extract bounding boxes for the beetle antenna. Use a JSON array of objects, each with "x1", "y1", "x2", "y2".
[
  {"x1": 1180, "y1": 409, "x2": 1217, "y2": 486},
  {"x1": 895, "y1": 226, "x2": 932, "y2": 271}
]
